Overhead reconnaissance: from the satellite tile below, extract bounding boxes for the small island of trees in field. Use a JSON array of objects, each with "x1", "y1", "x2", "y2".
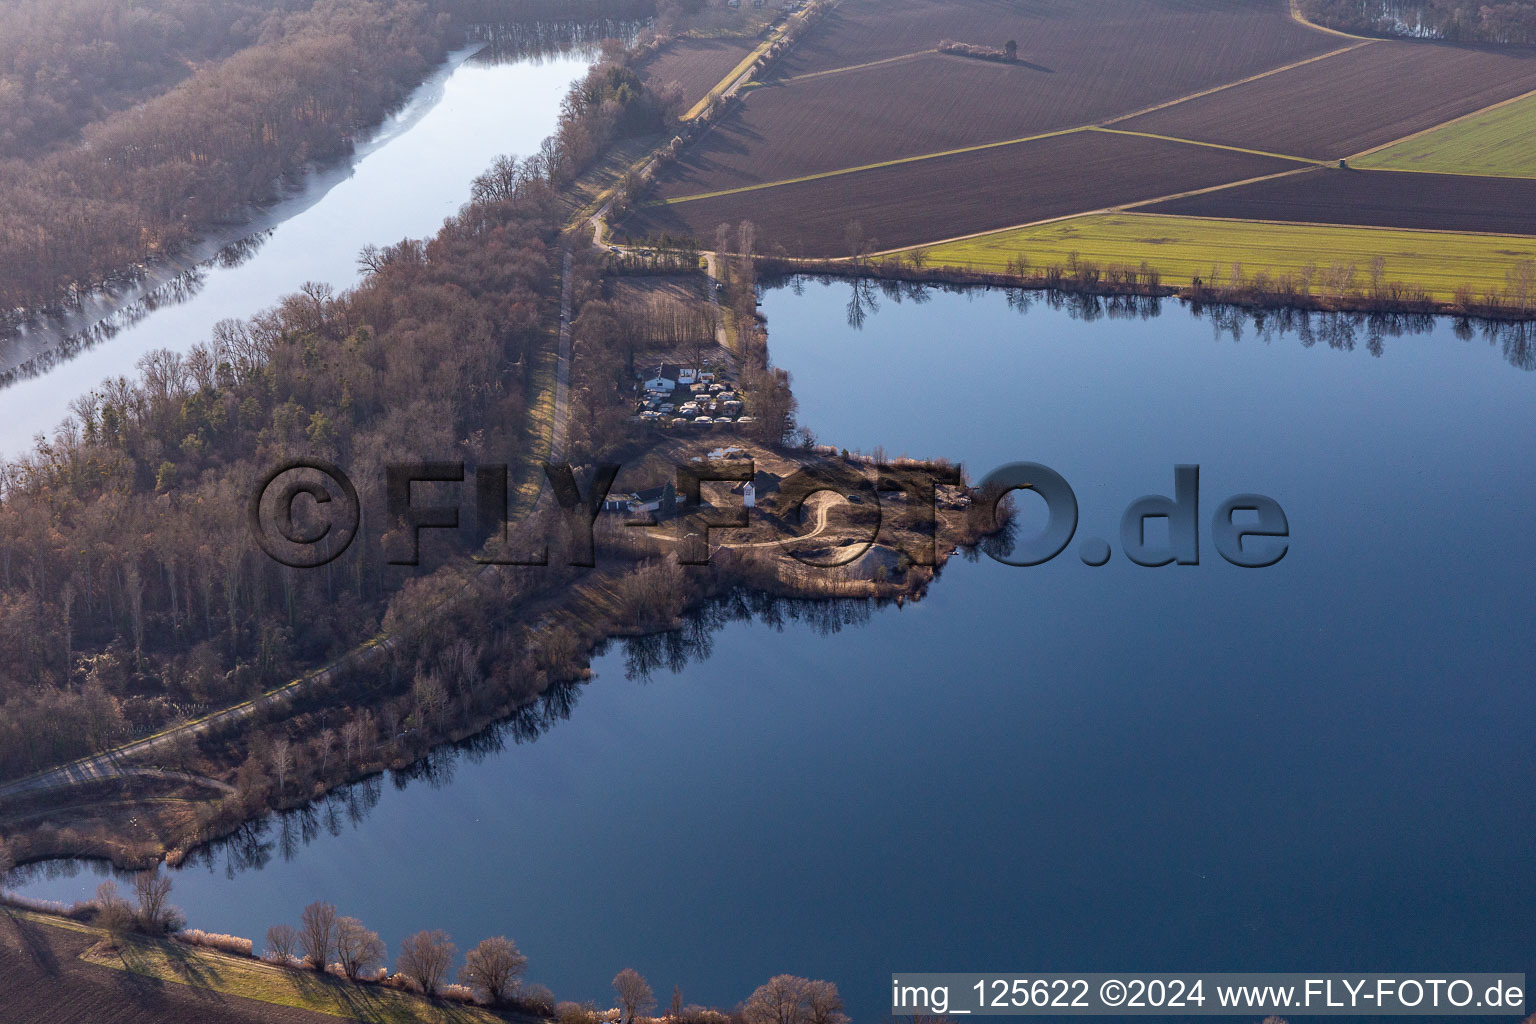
[{"x1": 937, "y1": 38, "x2": 1019, "y2": 63}]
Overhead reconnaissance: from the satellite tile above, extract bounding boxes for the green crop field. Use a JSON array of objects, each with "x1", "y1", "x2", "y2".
[
  {"x1": 899, "y1": 213, "x2": 1536, "y2": 303},
  {"x1": 1354, "y1": 92, "x2": 1536, "y2": 178}
]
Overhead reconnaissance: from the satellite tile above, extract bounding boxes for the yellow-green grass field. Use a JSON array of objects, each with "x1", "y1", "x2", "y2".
[
  {"x1": 84, "y1": 930, "x2": 502, "y2": 1023},
  {"x1": 898, "y1": 213, "x2": 1536, "y2": 303},
  {"x1": 1354, "y1": 92, "x2": 1536, "y2": 178}
]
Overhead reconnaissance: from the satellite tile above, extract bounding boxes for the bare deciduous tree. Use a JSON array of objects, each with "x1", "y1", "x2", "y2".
[
  {"x1": 95, "y1": 880, "x2": 134, "y2": 941},
  {"x1": 335, "y1": 916, "x2": 385, "y2": 980},
  {"x1": 460, "y1": 935, "x2": 529, "y2": 1005},
  {"x1": 266, "y1": 923, "x2": 300, "y2": 962},
  {"x1": 317, "y1": 728, "x2": 336, "y2": 776},
  {"x1": 671, "y1": 985, "x2": 684, "y2": 1020},
  {"x1": 299, "y1": 901, "x2": 338, "y2": 969},
  {"x1": 804, "y1": 980, "x2": 848, "y2": 1024},
  {"x1": 744, "y1": 975, "x2": 811, "y2": 1024},
  {"x1": 613, "y1": 967, "x2": 657, "y2": 1024},
  {"x1": 397, "y1": 929, "x2": 457, "y2": 996},
  {"x1": 341, "y1": 718, "x2": 365, "y2": 763},
  {"x1": 270, "y1": 737, "x2": 293, "y2": 794},
  {"x1": 133, "y1": 869, "x2": 180, "y2": 935}
]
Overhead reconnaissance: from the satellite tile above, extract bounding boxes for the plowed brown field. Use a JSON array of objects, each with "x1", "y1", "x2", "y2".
[
  {"x1": 653, "y1": 0, "x2": 1342, "y2": 199},
  {"x1": 625, "y1": 131, "x2": 1304, "y2": 255},
  {"x1": 1139, "y1": 167, "x2": 1536, "y2": 235},
  {"x1": 639, "y1": 36, "x2": 757, "y2": 111},
  {"x1": 775, "y1": 0, "x2": 1334, "y2": 80},
  {"x1": 1120, "y1": 39, "x2": 1536, "y2": 159}
]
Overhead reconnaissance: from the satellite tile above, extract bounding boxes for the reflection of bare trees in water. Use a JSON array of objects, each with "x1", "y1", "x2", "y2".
[
  {"x1": 467, "y1": 20, "x2": 642, "y2": 64},
  {"x1": 876, "y1": 278, "x2": 932, "y2": 306},
  {"x1": 0, "y1": 230, "x2": 272, "y2": 390},
  {"x1": 174, "y1": 775, "x2": 389, "y2": 880},
  {"x1": 9, "y1": 592, "x2": 892, "y2": 885},
  {"x1": 1191, "y1": 302, "x2": 1536, "y2": 371},
  {"x1": 826, "y1": 275, "x2": 1162, "y2": 331},
  {"x1": 620, "y1": 589, "x2": 877, "y2": 682},
  {"x1": 1488, "y1": 318, "x2": 1536, "y2": 371},
  {"x1": 159, "y1": 680, "x2": 588, "y2": 875},
  {"x1": 782, "y1": 274, "x2": 1536, "y2": 371},
  {"x1": 846, "y1": 278, "x2": 881, "y2": 329}
]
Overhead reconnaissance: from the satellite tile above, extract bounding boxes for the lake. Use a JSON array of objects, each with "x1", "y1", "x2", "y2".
[
  {"x1": 0, "y1": 45, "x2": 595, "y2": 462},
  {"x1": 15, "y1": 281, "x2": 1534, "y2": 1022}
]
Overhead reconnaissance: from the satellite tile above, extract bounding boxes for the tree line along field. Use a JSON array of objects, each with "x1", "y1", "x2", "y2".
[
  {"x1": 1118, "y1": 39, "x2": 1536, "y2": 160},
  {"x1": 1354, "y1": 92, "x2": 1536, "y2": 178},
  {"x1": 646, "y1": 0, "x2": 1345, "y2": 200},
  {"x1": 626, "y1": 130, "x2": 1304, "y2": 255},
  {"x1": 901, "y1": 213, "x2": 1536, "y2": 303},
  {"x1": 1140, "y1": 166, "x2": 1536, "y2": 235}
]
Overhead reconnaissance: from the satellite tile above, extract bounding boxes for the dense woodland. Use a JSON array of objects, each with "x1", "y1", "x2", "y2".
[
  {"x1": 0, "y1": 48, "x2": 681, "y2": 782},
  {"x1": 0, "y1": 0, "x2": 299, "y2": 160},
  {"x1": 1299, "y1": 0, "x2": 1536, "y2": 42},
  {"x1": 0, "y1": 0, "x2": 666, "y2": 315}
]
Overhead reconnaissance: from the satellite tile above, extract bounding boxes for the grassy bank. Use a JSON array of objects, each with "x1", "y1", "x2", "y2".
[
  {"x1": 1, "y1": 908, "x2": 509, "y2": 1023},
  {"x1": 87, "y1": 936, "x2": 504, "y2": 1023},
  {"x1": 896, "y1": 212, "x2": 1536, "y2": 304}
]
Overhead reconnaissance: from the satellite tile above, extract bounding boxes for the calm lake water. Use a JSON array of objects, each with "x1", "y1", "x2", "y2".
[
  {"x1": 15, "y1": 282, "x2": 1535, "y2": 1021},
  {"x1": 0, "y1": 46, "x2": 593, "y2": 461}
]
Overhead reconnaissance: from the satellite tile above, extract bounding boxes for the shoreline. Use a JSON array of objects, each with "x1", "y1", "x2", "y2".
[
  {"x1": 0, "y1": 435, "x2": 1005, "y2": 874},
  {"x1": 754, "y1": 256, "x2": 1536, "y2": 324},
  {"x1": 0, "y1": 41, "x2": 506, "y2": 380}
]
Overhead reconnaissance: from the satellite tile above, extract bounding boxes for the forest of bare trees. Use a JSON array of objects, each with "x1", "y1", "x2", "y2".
[
  {"x1": 0, "y1": 41, "x2": 680, "y2": 781},
  {"x1": 1298, "y1": 0, "x2": 1536, "y2": 43},
  {"x1": 0, "y1": 0, "x2": 451, "y2": 313},
  {"x1": 0, "y1": 0, "x2": 668, "y2": 315},
  {"x1": 0, "y1": 0, "x2": 291, "y2": 160}
]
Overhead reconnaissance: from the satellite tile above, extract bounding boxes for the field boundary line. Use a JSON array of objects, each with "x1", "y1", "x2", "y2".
[
  {"x1": 865, "y1": 168, "x2": 1320, "y2": 258},
  {"x1": 652, "y1": 126, "x2": 1091, "y2": 205},
  {"x1": 1089, "y1": 126, "x2": 1320, "y2": 165},
  {"x1": 1347, "y1": 85, "x2": 1536, "y2": 161},
  {"x1": 864, "y1": 209, "x2": 1118, "y2": 258},
  {"x1": 1100, "y1": 41, "x2": 1374, "y2": 127},
  {"x1": 1288, "y1": 0, "x2": 1376, "y2": 40},
  {"x1": 1339, "y1": 164, "x2": 1536, "y2": 181},
  {"x1": 775, "y1": 48, "x2": 935, "y2": 83},
  {"x1": 1129, "y1": 209, "x2": 1536, "y2": 242},
  {"x1": 657, "y1": 41, "x2": 1366, "y2": 209},
  {"x1": 1118, "y1": 165, "x2": 1320, "y2": 210}
]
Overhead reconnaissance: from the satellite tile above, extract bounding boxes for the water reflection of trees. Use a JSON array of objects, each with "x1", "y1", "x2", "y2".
[
  {"x1": 1190, "y1": 301, "x2": 1536, "y2": 370},
  {"x1": 0, "y1": 230, "x2": 272, "y2": 390},
  {"x1": 468, "y1": 20, "x2": 642, "y2": 63},
  {"x1": 779, "y1": 275, "x2": 1536, "y2": 372},
  {"x1": 9, "y1": 589, "x2": 897, "y2": 890},
  {"x1": 617, "y1": 589, "x2": 878, "y2": 682},
  {"x1": 178, "y1": 593, "x2": 875, "y2": 875},
  {"x1": 184, "y1": 678, "x2": 590, "y2": 877},
  {"x1": 10, "y1": 590, "x2": 886, "y2": 888}
]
